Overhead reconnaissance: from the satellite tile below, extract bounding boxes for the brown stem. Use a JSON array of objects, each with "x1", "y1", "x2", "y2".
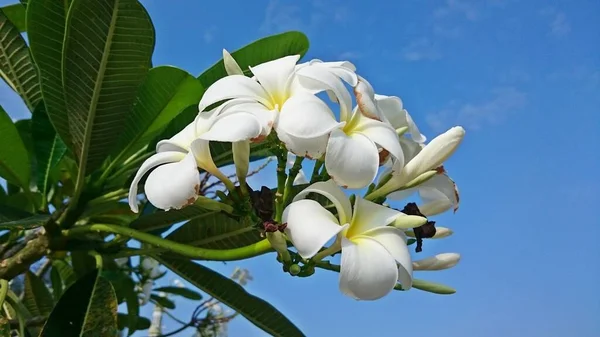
[{"x1": 0, "y1": 235, "x2": 50, "y2": 280}]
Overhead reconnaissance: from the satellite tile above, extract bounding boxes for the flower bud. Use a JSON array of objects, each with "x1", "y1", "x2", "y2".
[
  {"x1": 413, "y1": 253, "x2": 460, "y2": 271},
  {"x1": 266, "y1": 232, "x2": 288, "y2": 255},
  {"x1": 289, "y1": 264, "x2": 301, "y2": 275},
  {"x1": 406, "y1": 226, "x2": 453, "y2": 239},
  {"x1": 222, "y1": 49, "x2": 244, "y2": 76},
  {"x1": 391, "y1": 215, "x2": 428, "y2": 229},
  {"x1": 412, "y1": 279, "x2": 456, "y2": 295}
]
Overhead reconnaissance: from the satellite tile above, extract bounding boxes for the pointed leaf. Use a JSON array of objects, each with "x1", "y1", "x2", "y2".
[
  {"x1": 129, "y1": 202, "x2": 218, "y2": 233},
  {"x1": 0, "y1": 203, "x2": 31, "y2": 222},
  {"x1": 153, "y1": 286, "x2": 202, "y2": 300},
  {"x1": 27, "y1": 0, "x2": 71, "y2": 147},
  {"x1": 32, "y1": 103, "x2": 67, "y2": 198},
  {"x1": 198, "y1": 31, "x2": 310, "y2": 88},
  {"x1": 166, "y1": 212, "x2": 262, "y2": 250},
  {"x1": 40, "y1": 269, "x2": 119, "y2": 337},
  {"x1": 101, "y1": 271, "x2": 138, "y2": 336},
  {"x1": 49, "y1": 265, "x2": 63, "y2": 300},
  {"x1": 62, "y1": 0, "x2": 155, "y2": 174},
  {"x1": 113, "y1": 66, "x2": 205, "y2": 162},
  {"x1": 0, "y1": 213, "x2": 49, "y2": 230},
  {"x1": 23, "y1": 271, "x2": 54, "y2": 316},
  {"x1": 117, "y1": 314, "x2": 150, "y2": 331},
  {"x1": 1, "y1": 3, "x2": 26, "y2": 32},
  {"x1": 157, "y1": 257, "x2": 305, "y2": 337},
  {"x1": 150, "y1": 294, "x2": 175, "y2": 309},
  {"x1": 0, "y1": 106, "x2": 30, "y2": 189},
  {"x1": 0, "y1": 11, "x2": 42, "y2": 111}
]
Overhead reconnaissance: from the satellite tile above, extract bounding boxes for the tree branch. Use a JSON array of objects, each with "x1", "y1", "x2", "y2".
[{"x1": 0, "y1": 235, "x2": 49, "y2": 280}]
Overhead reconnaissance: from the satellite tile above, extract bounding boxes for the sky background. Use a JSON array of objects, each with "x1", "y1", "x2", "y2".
[{"x1": 1, "y1": 0, "x2": 599, "y2": 336}]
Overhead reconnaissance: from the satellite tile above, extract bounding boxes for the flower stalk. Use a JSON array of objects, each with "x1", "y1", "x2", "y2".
[
  {"x1": 283, "y1": 156, "x2": 304, "y2": 207},
  {"x1": 274, "y1": 151, "x2": 288, "y2": 223}
]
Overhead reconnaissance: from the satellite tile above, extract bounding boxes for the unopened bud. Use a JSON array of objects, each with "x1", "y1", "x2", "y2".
[
  {"x1": 222, "y1": 49, "x2": 244, "y2": 75},
  {"x1": 289, "y1": 264, "x2": 301, "y2": 275},
  {"x1": 401, "y1": 170, "x2": 437, "y2": 190},
  {"x1": 413, "y1": 253, "x2": 460, "y2": 271},
  {"x1": 412, "y1": 279, "x2": 456, "y2": 295},
  {"x1": 406, "y1": 226, "x2": 453, "y2": 239},
  {"x1": 396, "y1": 126, "x2": 409, "y2": 137},
  {"x1": 391, "y1": 215, "x2": 428, "y2": 229},
  {"x1": 266, "y1": 231, "x2": 288, "y2": 255}
]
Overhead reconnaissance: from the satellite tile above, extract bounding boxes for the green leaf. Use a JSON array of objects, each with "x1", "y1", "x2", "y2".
[
  {"x1": 0, "y1": 203, "x2": 31, "y2": 222},
  {"x1": 157, "y1": 257, "x2": 305, "y2": 337},
  {"x1": 117, "y1": 314, "x2": 150, "y2": 331},
  {"x1": 0, "y1": 313, "x2": 9, "y2": 337},
  {"x1": 27, "y1": 0, "x2": 71, "y2": 147},
  {"x1": 150, "y1": 294, "x2": 176, "y2": 309},
  {"x1": 51, "y1": 260, "x2": 78, "y2": 289},
  {"x1": 62, "y1": 0, "x2": 155, "y2": 174},
  {"x1": 166, "y1": 212, "x2": 262, "y2": 250},
  {"x1": 71, "y1": 251, "x2": 97, "y2": 278},
  {"x1": 49, "y1": 265, "x2": 63, "y2": 300},
  {"x1": 23, "y1": 271, "x2": 54, "y2": 316},
  {"x1": 407, "y1": 238, "x2": 416, "y2": 246},
  {"x1": 0, "y1": 106, "x2": 30, "y2": 189},
  {"x1": 101, "y1": 271, "x2": 138, "y2": 336},
  {"x1": 40, "y1": 269, "x2": 119, "y2": 337},
  {"x1": 32, "y1": 103, "x2": 67, "y2": 199},
  {"x1": 129, "y1": 202, "x2": 218, "y2": 233},
  {"x1": 154, "y1": 286, "x2": 202, "y2": 300},
  {"x1": 412, "y1": 279, "x2": 456, "y2": 295},
  {"x1": 0, "y1": 3, "x2": 26, "y2": 32},
  {"x1": 113, "y1": 66, "x2": 205, "y2": 162},
  {"x1": 198, "y1": 31, "x2": 310, "y2": 88},
  {"x1": 0, "y1": 10, "x2": 42, "y2": 111},
  {"x1": 0, "y1": 213, "x2": 49, "y2": 230}
]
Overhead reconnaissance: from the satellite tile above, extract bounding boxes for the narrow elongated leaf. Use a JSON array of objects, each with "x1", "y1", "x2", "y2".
[
  {"x1": 101, "y1": 271, "x2": 138, "y2": 336},
  {"x1": 32, "y1": 103, "x2": 67, "y2": 198},
  {"x1": 0, "y1": 213, "x2": 49, "y2": 230},
  {"x1": 0, "y1": 11, "x2": 41, "y2": 111},
  {"x1": 0, "y1": 203, "x2": 31, "y2": 222},
  {"x1": 23, "y1": 271, "x2": 54, "y2": 316},
  {"x1": 166, "y1": 212, "x2": 262, "y2": 250},
  {"x1": 0, "y1": 106, "x2": 30, "y2": 189},
  {"x1": 198, "y1": 31, "x2": 310, "y2": 88},
  {"x1": 150, "y1": 294, "x2": 175, "y2": 309},
  {"x1": 51, "y1": 260, "x2": 78, "y2": 289},
  {"x1": 62, "y1": 0, "x2": 155, "y2": 174},
  {"x1": 158, "y1": 257, "x2": 305, "y2": 337},
  {"x1": 154, "y1": 286, "x2": 202, "y2": 300},
  {"x1": 114, "y1": 66, "x2": 204, "y2": 161},
  {"x1": 117, "y1": 314, "x2": 150, "y2": 331},
  {"x1": 49, "y1": 265, "x2": 63, "y2": 300},
  {"x1": 0, "y1": 3, "x2": 26, "y2": 32},
  {"x1": 40, "y1": 269, "x2": 119, "y2": 337},
  {"x1": 27, "y1": 0, "x2": 70, "y2": 147}
]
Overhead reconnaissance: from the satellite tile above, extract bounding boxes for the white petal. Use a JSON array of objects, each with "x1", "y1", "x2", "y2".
[
  {"x1": 413, "y1": 253, "x2": 460, "y2": 271},
  {"x1": 347, "y1": 197, "x2": 401, "y2": 237},
  {"x1": 277, "y1": 132, "x2": 330, "y2": 159},
  {"x1": 189, "y1": 139, "x2": 219, "y2": 177},
  {"x1": 278, "y1": 93, "x2": 343, "y2": 138},
  {"x1": 397, "y1": 126, "x2": 465, "y2": 183},
  {"x1": 199, "y1": 111, "x2": 262, "y2": 142},
  {"x1": 222, "y1": 49, "x2": 244, "y2": 75},
  {"x1": 353, "y1": 76, "x2": 379, "y2": 120},
  {"x1": 324, "y1": 129, "x2": 379, "y2": 189},
  {"x1": 249, "y1": 55, "x2": 300, "y2": 99},
  {"x1": 293, "y1": 179, "x2": 353, "y2": 225},
  {"x1": 293, "y1": 169, "x2": 308, "y2": 185},
  {"x1": 418, "y1": 199, "x2": 452, "y2": 216},
  {"x1": 198, "y1": 75, "x2": 271, "y2": 111},
  {"x1": 353, "y1": 112, "x2": 404, "y2": 166},
  {"x1": 295, "y1": 65, "x2": 353, "y2": 122},
  {"x1": 307, "y1": 59, "x2": 357, "y2": 85},
  {"x1": 282, "y1": 199, "x2": 344, "y2": 259},
  {"x1": 156, "y1": 121, "x2": 197, "y2": 153},
  {"x1": 232, "y1": 141, "x2": 250, "y2": 182},
  {"x1": 339, "y1": 236, "x2": 399, "y2": 300},
  {"x1": 419, "y1": 173, "x2": 460, "y2": 213},
  {"x1": 361, "y1": 227, "x2": 412, "y2": 289},
  {"x1": 374, "y1": 95, "x2": 426, "y2": 144},
  {"x1": 144, "y1": 151, "x2": 200, "y2": 211},
  {"x1": 128, "y1": 151, "x2": 186, "y2": 213},
  {"x1": 386, "y1": 187, "x2": 417, "y2": 201},
  {"x1": 214, "y1": 99, "x2": 276, "y2": 136}
]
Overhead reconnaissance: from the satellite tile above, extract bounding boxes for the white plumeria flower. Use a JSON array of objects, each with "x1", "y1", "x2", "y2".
[
  {"x1": 128, "y1": 107, "x2": 261, "y2": 212},
  {"x1": 354, "y1": 76, "x2": 426, "y2": 144},
  {"x1": 140, "y1": 279, "x2": 153, "y2": 305},
  {"x1": 324, "y1": 105, "x2": 404, "y2": 189},
  {"x1": 197, "y1": 55, "x2": 357, "y2": 159},
  {"x1": 386, "y1": 167, "x2": 460, "y2": 216},
  {"x1": 412, "y1": 253, "x2": 460, "y2": 271},
  {"x1": 283, "y1": 180, "x2": 413, "y2": 300},
  {"x1": 141, "y1": 257, "x2": 163, "y2": 279},
  {"x1": 373, "y1": 126, "x2": 465, "y2": 198}
]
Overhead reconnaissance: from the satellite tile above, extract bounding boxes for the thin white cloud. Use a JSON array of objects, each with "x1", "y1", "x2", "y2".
[
  {"x1": 433, "y1": 0, "x2": 480, "y2": 22},
  {"x1": 260, "y1": 0, "x2": 351, "y2": 34},
  {"x1": 401, "y1": 38, "x2": 441, "y2": 61},
  {"x1": 426, "y1": 87, "x2": 527, "y2": 131},
  {"x1": 203, "y1": 26, "x2": 217, "y2": 43},
  {"x1": 540, "y1": 7, "x2": 571, "y2": 37},
  {"x1": 338, "y1": 51, "x2": 362, "y2": 60}
]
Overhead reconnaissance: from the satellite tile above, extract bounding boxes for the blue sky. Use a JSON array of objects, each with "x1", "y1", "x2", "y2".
[{"x1": 1, "y1": 0, "x2": 599, "y2": 336}]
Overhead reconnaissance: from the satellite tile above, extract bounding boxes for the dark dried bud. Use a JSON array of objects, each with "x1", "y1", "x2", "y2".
[
  {"x1": 263, "y1": 220, "x2": 279, "y2": 233},
  {"x1": 250, "y1": 186, "x2": 275, "y2": 222},
  {"x1": 401, "y1": 202, "x2": 436, "y2": 253}
]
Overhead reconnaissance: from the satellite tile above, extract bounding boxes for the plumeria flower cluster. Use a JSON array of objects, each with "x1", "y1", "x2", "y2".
[{"x1": 128, "y1": 50, "x2": 466, "y2": 301}]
